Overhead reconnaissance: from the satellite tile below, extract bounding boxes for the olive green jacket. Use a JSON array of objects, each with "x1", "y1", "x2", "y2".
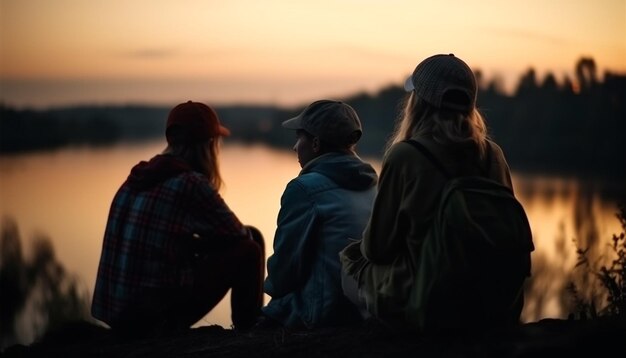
[{"x1": 340, "y1": 137, "x2": 513, "y2": 329}]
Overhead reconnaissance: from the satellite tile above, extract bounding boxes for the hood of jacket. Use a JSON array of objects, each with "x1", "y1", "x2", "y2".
[
  {"x1": 125, "y1": 154, "x2": 193, "y2": 191},
  {"x1": 300, "y1": 152, "x2": 377, "y2": 191}
]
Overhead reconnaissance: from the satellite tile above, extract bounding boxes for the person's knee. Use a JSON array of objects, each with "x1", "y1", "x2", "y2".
[
  {"x1": 245, "y1": 225, "x2": 265, "y2": 251},
  {"x1": 235, "y1": 235, "x2": 263, "y2": 264}
]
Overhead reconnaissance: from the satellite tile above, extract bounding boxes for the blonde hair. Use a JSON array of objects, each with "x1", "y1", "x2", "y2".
[
  {"x1": 386, "y1": 92, "x2": 489, "y2": 158},
  {"x1": 163, "y1": 138, "x2": 224, "y2": 191}
]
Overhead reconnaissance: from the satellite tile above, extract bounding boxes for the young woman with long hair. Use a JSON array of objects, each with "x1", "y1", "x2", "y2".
[
  {"x1": 340, "y1": 54, "x2": 533, "y2": 333},
  {"x1": 92, "y1": 101, "x2": 265, "y2": 336}
]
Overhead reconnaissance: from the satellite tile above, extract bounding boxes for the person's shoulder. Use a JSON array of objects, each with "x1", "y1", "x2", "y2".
[
  {"x1": 486, "y1": 139, "x2": 504, "y2": 153},
  {"x1": 279, "y1": 176, "x2": 317, "y2": 207},
  {"x1": 383, "y1": 140, "x2": 430, "y2": 167},
  {"x1": 173, "y1": 171, "x2": 220, "y2": 193},
  {"x1": 289, "y1": 171, "x2": 334, "y2": 194},
  {"x1": 385, "y1": 141, "x2": 417, "y2": 159},
  {"x1": 176, "y1": 170, "x2": 207, "y2": 181},
  {"x1": 486, "y1": 139, "x2": 508, "y2": 162},
  {"x1": 284, "y1": 175, "x2": 309, "y2": 194}
]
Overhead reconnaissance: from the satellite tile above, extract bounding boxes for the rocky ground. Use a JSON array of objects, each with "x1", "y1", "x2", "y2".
[{"x1": 2, "y1": 316, "x2": 625, "y2": 358}]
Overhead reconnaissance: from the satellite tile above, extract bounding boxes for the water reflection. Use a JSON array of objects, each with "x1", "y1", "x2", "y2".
[
  {"x1": 0, "y1": 141, "x2": 622, "y2": 341},
  {"x1": 514, "y1": 174, "x2": 622, "y2": 321}
]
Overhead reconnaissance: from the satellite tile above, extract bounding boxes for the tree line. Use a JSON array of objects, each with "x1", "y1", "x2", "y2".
[{"x1": 1, "y1": 57, "x2": 624, "y2": 182}]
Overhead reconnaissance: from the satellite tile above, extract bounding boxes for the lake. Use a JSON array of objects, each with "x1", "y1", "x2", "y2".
[{"x1": 0, "y1": 140, "x2": 622, "y2": 340}]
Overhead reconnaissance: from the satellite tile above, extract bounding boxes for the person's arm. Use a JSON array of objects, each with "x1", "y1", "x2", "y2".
[
  {"x1": 190, "y1": 174, "x2": 248, "y2": 244},
  {"x1": 264, "y1": 179, "x2": 316, "y2": 298},
  {"x1": 360, "y1": 145, "x2": 413, "y2": 263},
  {"x1": 487, "y1": 140, "x2": 514, "y2": 191},
  {"x1": 360, "y1": 143, "x2": 438, "y2": 264}
]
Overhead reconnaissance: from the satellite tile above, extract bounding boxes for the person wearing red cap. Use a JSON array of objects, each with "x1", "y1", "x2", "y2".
[
  {"x1": 92, "y1": 101, "x2": 264, "y2": 336},
  {"x1": 340, "y1": 54, "x2": 534, "y2": 333}
]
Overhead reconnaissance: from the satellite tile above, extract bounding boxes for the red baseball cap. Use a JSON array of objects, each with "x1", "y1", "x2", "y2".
[{"x1": 166, "y1": 101, "x2": 230, "y2": 145}]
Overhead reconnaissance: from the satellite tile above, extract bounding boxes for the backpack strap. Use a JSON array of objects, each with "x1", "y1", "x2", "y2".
[{"x1": 403, "y1": 139, "x2": 452, "y2": 179}]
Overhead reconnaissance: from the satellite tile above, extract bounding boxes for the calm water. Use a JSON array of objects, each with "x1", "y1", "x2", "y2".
[{"x1": 0, "y1": 140, "x2": 622, "y2": 335}]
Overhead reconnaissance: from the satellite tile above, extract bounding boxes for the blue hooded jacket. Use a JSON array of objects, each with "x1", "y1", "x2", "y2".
[{"x1": 263, "y1": 152, "x2": 378, "y2": 327}]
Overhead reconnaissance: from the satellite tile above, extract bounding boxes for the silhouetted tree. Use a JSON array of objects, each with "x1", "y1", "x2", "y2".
[
  {"x1": 541, "y1": 73, "x2": 559, "y2": 93},
  {"x1": 0, "y1": 219, "x2": 28, "y2": 347},
  {"x1": 516, "y1": 68, "x2": 539, "y2": 97},
  {"x1": 576, "y1": 57, "x2": 598, "y2": 91},
  {"x1": 562, "y1": 76, "x2": 575, "y2": 95},
  {"x1": 0, "y1": 218, "x2": 90, "y2": 349},
  {"x1": 1, "y1": 57, "x2": 624, "y2": 183}
]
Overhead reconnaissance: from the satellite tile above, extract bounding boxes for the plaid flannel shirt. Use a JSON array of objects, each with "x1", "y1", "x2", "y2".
[{"x1": 91, "y1": 157, "x2": 246, "y2": 326}]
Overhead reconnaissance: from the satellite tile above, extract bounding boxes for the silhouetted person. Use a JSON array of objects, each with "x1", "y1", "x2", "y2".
[
  {"x1": 92, "y1": 101, "x2": 265, "y2": 336},
  {"x1": 340, "y1": 54, "x2": 534, "y2": 333},
  {"x1": 260, "y1": 100, "x2": 378, "y2": 328}
]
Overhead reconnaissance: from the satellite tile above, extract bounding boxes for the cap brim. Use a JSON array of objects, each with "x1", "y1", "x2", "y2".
[
  {"x1": 404, "y1": 75, "x2": 415, "y2": 92},
  {"x1": 281, "y1": 115, "x2": 303, "y2": 130}
]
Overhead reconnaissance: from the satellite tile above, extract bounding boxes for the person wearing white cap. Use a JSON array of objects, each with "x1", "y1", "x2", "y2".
[
  {"x1": 260, "y1": 100, "x2": 378, "y2": 328},
  {"x1": 340, "y1": 54, "x2": 533, "y2": 333}
]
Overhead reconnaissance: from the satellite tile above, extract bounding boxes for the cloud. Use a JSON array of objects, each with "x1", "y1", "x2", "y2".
[{"x1": 121, "y1": 48, "x2": 177, "y2": 59}]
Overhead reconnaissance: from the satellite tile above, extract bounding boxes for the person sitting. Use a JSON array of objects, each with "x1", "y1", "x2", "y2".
[
  {"x1": 261, "y1": 100, "x2": 378, "y2": 328},
  {"x1": 340, "y1": 54, "x2": 534, "y2": 333},
  {"x1": 92, "y1": 101, "x2": 265, "y2": 336}
]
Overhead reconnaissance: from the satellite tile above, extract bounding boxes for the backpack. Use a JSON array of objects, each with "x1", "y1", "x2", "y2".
[{"x1": 403, "y1": 139, "x2": 534, "y2": 332}]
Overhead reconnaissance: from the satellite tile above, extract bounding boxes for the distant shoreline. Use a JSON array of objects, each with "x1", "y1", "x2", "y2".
[{"x1": 2, "y1": 67, "x2": 625, "y2": 185}]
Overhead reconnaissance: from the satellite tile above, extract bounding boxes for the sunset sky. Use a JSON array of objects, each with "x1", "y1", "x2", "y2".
[{"x1": 1, "y1": 0, "x2": 625, "y2": 108}]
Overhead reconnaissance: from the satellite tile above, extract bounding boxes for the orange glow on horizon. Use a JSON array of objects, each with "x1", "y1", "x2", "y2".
[{"x1": 1, "y1": 0, "x2": 624, "y2": 107}]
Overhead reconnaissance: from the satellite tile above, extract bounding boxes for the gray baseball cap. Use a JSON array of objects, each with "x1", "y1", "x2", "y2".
[
  {"x1": 404, "y1": 53, "x2": 477, "y2": 113},
  {"x1": 282, "y1": 100, "x2": 362, "y2": 146}
]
